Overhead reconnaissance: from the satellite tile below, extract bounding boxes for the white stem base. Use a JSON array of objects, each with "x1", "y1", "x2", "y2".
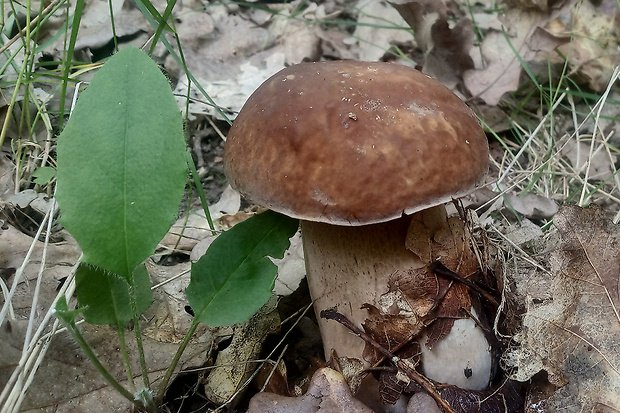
[{"x1": 418, "y1": 307, "x2": 492, "y2": 390}]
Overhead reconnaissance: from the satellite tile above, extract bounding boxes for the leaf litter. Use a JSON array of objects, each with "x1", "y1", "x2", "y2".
[
  {"x1": 502, "y1": 205, "x2": 620, "y2": 411},
  {"x1": 2, "y1": 0, "x2": 620, "y2": 411}
]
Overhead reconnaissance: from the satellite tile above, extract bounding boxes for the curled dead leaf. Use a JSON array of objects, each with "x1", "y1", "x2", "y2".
[
  {"x1": 247, "y1": 367, "x2": 373, "y2": 413},
  {"x1": 463, "y1": 3, "x2": 576, "y2": 105},
  {"x1": 204, "y1": 298, "x2": 281, "y2": 406},
  {"x1": 389, "y1": 0, "x2": 474, "y2": 88},
  {"x1": 361, "y1": 303, "x2": 422, "y2": 366},
  {"x1": 504, "y1": 192, "x2": 559, "y2": 220}
]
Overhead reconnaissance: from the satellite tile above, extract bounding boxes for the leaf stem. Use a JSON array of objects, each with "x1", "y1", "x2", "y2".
[
  {"x1": 156, "y1": 318, "x2": 200, "y2": 403},
  {"x1": 57, "y1": 318, "x2": 139, "y2": 407},
  {"x1": 129, "y1": 286, "x2": 150, "y2": 389},
  {"x1": 116, "y1": 324, "x2": 136, "y2": 391}
]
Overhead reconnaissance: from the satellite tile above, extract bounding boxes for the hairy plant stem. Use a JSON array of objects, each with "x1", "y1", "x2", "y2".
[
  {"x1": 127, "y1": 284, "x2": 158, "y2": 413},
  {"x1": 116, "y1": 324, "x2": 135, "y2": 391},
  {"x1": 156, "y1": 318, "x2": 200, "y2": 403},
  {"x1": 58, "y1": 318, "x2": 139, "y2": 408},
  {"x1": 128, "y1": 283, "x2": 150, "y2": 389}
]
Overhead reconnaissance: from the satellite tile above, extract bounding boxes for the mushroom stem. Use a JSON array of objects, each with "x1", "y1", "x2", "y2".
[
  {"x1": 301, "y1": 209, "x2": 429, "y2": 361},
  {"x1": 302, "y1": 204, "x2": 493, "y2": 391}
]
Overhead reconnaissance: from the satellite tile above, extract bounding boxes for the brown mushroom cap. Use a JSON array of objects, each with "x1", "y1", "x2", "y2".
[{"x1": 224, "y1": 61, "x2": 488, "y2": 225}]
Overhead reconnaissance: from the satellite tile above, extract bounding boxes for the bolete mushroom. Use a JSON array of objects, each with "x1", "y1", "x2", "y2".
[{"x1": 224, "y1": 61, "x2": 490, "y2": 390}]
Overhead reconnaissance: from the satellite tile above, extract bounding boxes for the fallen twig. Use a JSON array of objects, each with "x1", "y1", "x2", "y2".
[{"x1": 320, "y1": 309, "x2": 457, "y2": 413}]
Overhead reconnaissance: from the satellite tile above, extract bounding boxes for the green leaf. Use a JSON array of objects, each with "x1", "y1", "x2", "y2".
[
  {"x1": 54, "y1": 295, "x2": 83, "y2": 326},
  {"x1": 75, "y1": 263, "x2": 153, "y2": 326},
  {"x1": 55, "y1": 46, "x2": 187, "y2": 279},
  {"x1": 32, "y1": 166, "x2": 56, "y2": 185},
  {"x1": 186, "y1": 211, "x2": 299, "y2": 327}
]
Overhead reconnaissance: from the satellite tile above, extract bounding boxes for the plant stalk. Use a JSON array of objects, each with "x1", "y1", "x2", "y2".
[
  {"x1": 116, "y1": 324, "x2": 136, "y2": 391},
  {"x1": 58, "y1": 318, "x2": 139, "y2": 407},
  {"x1": 155, "y1": 319, "x2": 199, "y2": 403},
  {"x1": 128, "y1": 285, "x2": 150, "y2": 389},
  {"x1": 185, "y1": 149, "x2": 216, "y2": 234}
]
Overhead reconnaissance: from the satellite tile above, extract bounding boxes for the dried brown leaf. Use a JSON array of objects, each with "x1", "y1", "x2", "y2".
[
  {"x1": 558, "y1": 0, "x2": 620, "y2": 91},
  {"x1": 424, "y1": 283, "x2": 471, "y2": 349},
  {"x1": 404, "y1": 207, "x2": 478, "y2": 347},
  {"x1": 362, "y1": 304, "x2": 421, "y2": 350},
  {"x1": 204, "y1": 298, "x2": 281, "y2": 405},
  {"x1": 463, "y1": 3, "x2": 576, "y2": 105},
  {"x1": 561, "y1": 140, "x2": 617, "y2": 182},
  {"x1": 554, "y1": 206, "x2": 620, "y2": 313},
  {"x1": 378, "y1": 370, "x2": 408, "y2": 405},
  {"x1": 369, "y1": 207, "x2": 480, "y2": 352},
  {"x1": 353, "y1": 1, "x2": 413, "y2": 62},
  {"x1": 168, "y1": 5, "x2": 323, "y2": 120},
  {"x1": 255, "y1": 360, "x2": 291, "y2": 397},
  {"x1": 388, "y1": 267, "x2": 439, "y2": 312},
  {"x1": 504, "y1": 192, "x2": 559, "y2": 220},
  {"x1": 513, "y1": 0, "x2": 571, "y2": 12},
  {"x1": 0, "y1": 224, "x2": 213, "y2": 411},
  {"x1": 0, "y1": 224, "x2": 80, "y2": 318},
  {"x1": 503, "y1": 205, "x2": 620, "y2": 411},
  {"x1": 390, "y1": 1, "x2": 475, "y2": 89},
  {"x1": 405, "y1": 207, "x2": 478, "y2": 276},
  {"x1": 247, "y1": 368, "x2": 373, "y2": 413},
  {"x1": 2, "y1": 320, "x2": 210, "y2": 412},
  {"x1": 593, "y1": 403, "x2": 620, "y2": 413},
  {"x1": 361, "y1": 303, "x2": 422, "y2": 364}
]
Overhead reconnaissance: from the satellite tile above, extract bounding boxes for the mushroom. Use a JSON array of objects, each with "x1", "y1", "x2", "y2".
[{"x1": 224, "y1": 61, "x2": 490, "y2": 390}]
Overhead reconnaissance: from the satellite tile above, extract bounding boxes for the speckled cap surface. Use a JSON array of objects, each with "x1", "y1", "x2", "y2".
[{"x1": 224, "y1": 61, "x2": 488, "y2": 225}]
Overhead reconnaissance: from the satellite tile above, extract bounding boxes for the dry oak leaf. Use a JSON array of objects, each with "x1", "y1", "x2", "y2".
[
  {"x1": 554, "y1": 205, "x2": 620, "y2": 318},
  {"x1": 503, "y1": 205, "x2": 620, "y2": 412},
  {"x1": 404, "y1": 207, "x2": 477, "y2": 349},
  {"x1": 463, "y1": 2, "x2": 577, "y2": 105},
  {"x1": 557, "y1": 0, "x2": 620, "y2": 92},
  {"x1": 361, "y1": 302, "x2": 423, "y2": 365},
  {"x1": 389, "y1": 0, "x2": 475, "y2": 89}
]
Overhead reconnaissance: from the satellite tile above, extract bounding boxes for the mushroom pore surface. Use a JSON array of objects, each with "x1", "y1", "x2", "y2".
[{"x1": 224, "y1": 61, "x2": 488, "y2": 225}]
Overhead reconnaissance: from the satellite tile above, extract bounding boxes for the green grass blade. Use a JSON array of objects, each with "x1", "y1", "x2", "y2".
[
  {"x1": 148, "y1": 0, "x2": 177, "y2": 56},
  {"x1": 59, "y1": 0, "x2": 85, "y2": 130},
  {"x1": 186, "y1": 211, "x2": 299, "y2": 327},
  {"x1": 133, "y1": 0, "x2": 173, "y2": 32},
  {"x1": 133, "y1": 1, "x2": 231, "y2": 124},
  {"x1": 185, "y1": 149, "x2": 215, "y2": 233}
]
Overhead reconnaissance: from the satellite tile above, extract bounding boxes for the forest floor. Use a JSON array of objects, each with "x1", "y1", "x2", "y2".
[{"x1": 1, "y1": 0, "x2": 620, "y2": 412}]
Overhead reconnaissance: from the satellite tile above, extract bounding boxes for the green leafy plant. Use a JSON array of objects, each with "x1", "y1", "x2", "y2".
[{"x1": 53, "y1": 46, "x2": 299, "y2": 411}]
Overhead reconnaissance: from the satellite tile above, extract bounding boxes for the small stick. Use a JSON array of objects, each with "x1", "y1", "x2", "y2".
[
  {"x1": 320, "y1": 309, "x2": 457, "y2": 413},
  {"x1": 430, "y1": 261, "x2": 499, "y2": 308}
]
